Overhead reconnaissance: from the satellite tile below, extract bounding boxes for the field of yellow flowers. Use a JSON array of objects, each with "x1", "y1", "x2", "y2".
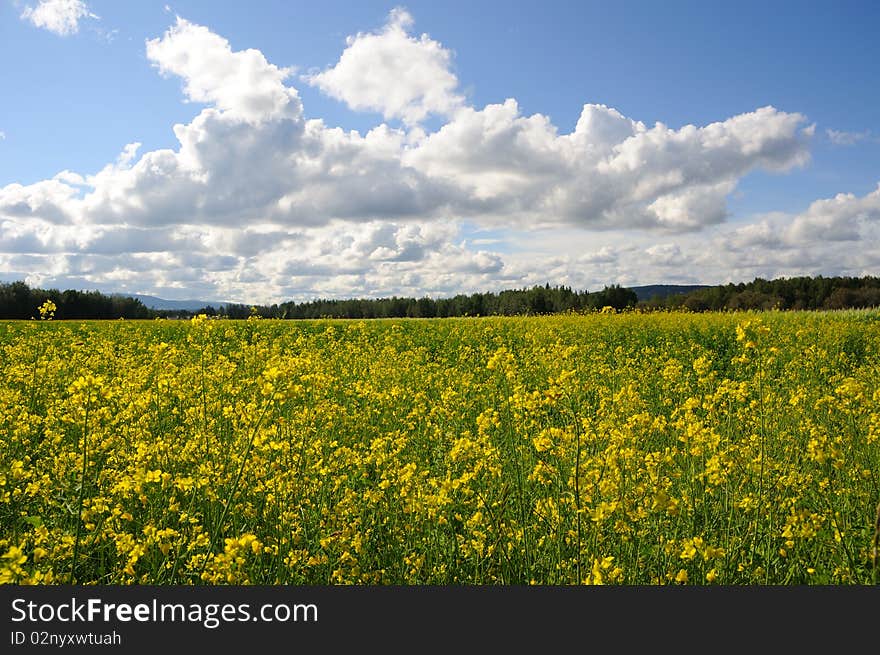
[{"x1": 1, "y1": 309, "x2": 878, "y2": 585}]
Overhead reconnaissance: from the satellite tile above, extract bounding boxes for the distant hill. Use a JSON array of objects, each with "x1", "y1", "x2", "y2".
[
  {"x1": 627, "y1": 284, "x2": 712, "y2": 301},
  {"x1": 114, "y1": 294, "x2": 227, "y2": 311}
]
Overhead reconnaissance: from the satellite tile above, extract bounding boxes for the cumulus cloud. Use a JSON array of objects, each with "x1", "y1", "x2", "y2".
[
  {"x1": 146, "y1": 18, "x2": 302, "y2": 123},
  {"x1": 20, "y1": 0, "x2": 96, "y2": 36},
  {"x1": 0, "y1": 219, "x2": 510, "y2": 302},
  {"x1": 643, "y1": 184, "x2": 880, "y2": 282},
  {"x1": 723, "y1": 218, "x2": 785, "y2": 251},
  {"x1": 3, "y1": 11, "x2": 868, "y2": 302},
  {"x1": 644, "y1": 243, "x2": 686, "y2": 266},
  {"x1": 305, "y1": 7, "x2": 464, "y2": 125},
  {"x1": 0, "y1": 178, "x2": 81, "y2": 224},
  {"x1": 6, "y1": 14, "x2": 814, "y2": 236},
  {"x1": 785, "y1": 184, "x2": 880, "y2": 243},
  {"x1": 407, "y1": 101, "x2": 812, "y2": 230},
  {"x1": 579, "y1": 246, "x2": 619, "y2": 264},
  {"x1": 497, "y1": 181, "x2": 880, "y2": 290}
]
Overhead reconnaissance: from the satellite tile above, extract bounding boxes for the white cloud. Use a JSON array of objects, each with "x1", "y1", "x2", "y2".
[
  {"x1": 305, "y1": 7, "x2": 463, "y2": 125},
  {"x1": 5, "y1": 15, "x2": 814, "y2": 237},
  {"x1": 0, "y1": 179, "x2": 81, "y2": 224},
  {"x1": 3, "y1": 12, "x2": 871, "y2": 303},
  {"x1": 644, "y1": 243, "x2": 686, "y2": 266},
  {"x1": 146, "y1": 18, "x2": 302, "y2": 124},
  {"x1": 579, "y1": 246, "x2": 619, "y2": 264},
  {"x1": 489, "y1": 183, "x2": 880, "y2": 291},
  {"x1": 405, "y1": 99, "x2": 566, "y2": 206},
  {"x1": 0, "y1": 219, "x2": 510, "y2": 303},
  {"x1": 826, "y1": 128, "x2": 873, "y2": 146},
  {"x1": 20, "y1": 0, "x2": 96, "y2": 36},
  {"x1": 639, "y1": 184, "x2": 880, "y2": 281},
  {"x1": 723, "y1": 218, "x2": 784, "y2": 251},
  {"x1": 408, "y1": 102, "x2": 812, "y2": 230},
  {"x1": 786, "y1": 184, "x2": 880, "y2": 243}
]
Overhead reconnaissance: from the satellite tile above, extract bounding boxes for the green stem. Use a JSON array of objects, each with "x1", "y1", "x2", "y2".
[
  {"x1": 568, "y1": 396, "x2": 583, "y2": 586},
  {"x1": 197, "y1": 398, "x2": 273, "y2": 580},
  {"x1": 872, "y1": 500, "x2": 879, "y2": 586},
  {"x1": 70, "y1": 389, "x2": 92, "y2": 583},
  {"x1": 501, "y1": 374, "x2": 530, "y2": 581}
]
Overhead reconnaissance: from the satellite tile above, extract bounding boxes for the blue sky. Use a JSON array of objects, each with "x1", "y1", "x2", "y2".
[{"x1": 1, "y1": 0, "x2": 878, "y2": 302}]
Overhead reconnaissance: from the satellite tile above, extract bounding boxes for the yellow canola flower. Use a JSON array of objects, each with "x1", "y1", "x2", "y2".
[{"x1": 0, "y1": 310, "x2": 877, "y2": 586}]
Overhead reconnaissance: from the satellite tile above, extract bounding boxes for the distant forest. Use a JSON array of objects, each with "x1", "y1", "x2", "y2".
[{"x1": 1, "y1": 275, "x2": 879, "y2": 320}]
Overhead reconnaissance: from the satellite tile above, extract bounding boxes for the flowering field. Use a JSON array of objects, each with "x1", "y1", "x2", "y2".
[{"x1": 1, "y1": 310, "x2": 878, "y2": 585}]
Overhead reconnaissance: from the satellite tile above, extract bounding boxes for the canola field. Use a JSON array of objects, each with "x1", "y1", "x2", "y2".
[{"x1": 1, "y1": 310, "x2": 879, "y2": 585}]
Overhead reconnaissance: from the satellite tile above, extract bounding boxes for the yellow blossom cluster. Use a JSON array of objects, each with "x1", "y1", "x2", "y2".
[{"x1": 1, "y1": 309, "x2": 878, "y2": 584}]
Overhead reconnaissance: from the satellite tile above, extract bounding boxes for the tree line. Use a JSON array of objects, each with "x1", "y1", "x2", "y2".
[
  {"x1": 0, "y1": 281, "x2": 636, "y2": 320},
  {"x1": 269, "y1": 283, "x2": 637, "y2": 319},
  {"x1": 643, "y1": 275, "x2": 880, "y2": 312},
  {"x1": 1, "y1": 275, "x2": 879, "y2": 320},
  {"x1": 0, "y1": 281, "x2": 153, "y2": 320}
]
